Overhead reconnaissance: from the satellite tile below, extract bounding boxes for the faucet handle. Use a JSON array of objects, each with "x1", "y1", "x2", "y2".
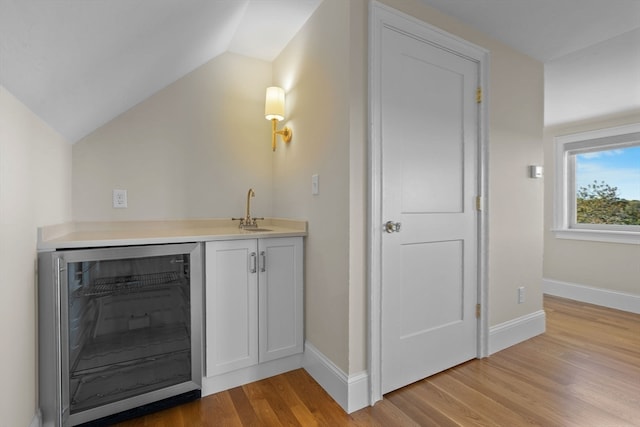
[{"x1": 250, "y1": 217, "x2": 264, "y2": 226}]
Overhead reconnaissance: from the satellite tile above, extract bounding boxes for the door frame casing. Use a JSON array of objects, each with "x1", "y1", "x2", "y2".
[{"x1": 367, "y1": 1, "x2": 490, "y2": 405}]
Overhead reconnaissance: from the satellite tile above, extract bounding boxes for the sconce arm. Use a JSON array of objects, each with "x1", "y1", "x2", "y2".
[{"x1": 271, "y1": 118, "x2": 292, "y2": 151}]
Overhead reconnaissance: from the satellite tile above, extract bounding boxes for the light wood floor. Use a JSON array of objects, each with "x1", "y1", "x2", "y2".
[{"x1": 116, "y1": 296, "x2": 640, "y2": 426}]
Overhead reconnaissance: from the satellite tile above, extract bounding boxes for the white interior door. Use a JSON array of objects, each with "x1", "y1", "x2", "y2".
[{"x1": 379, "y1": 18, "x2": 481, "y2": 394}]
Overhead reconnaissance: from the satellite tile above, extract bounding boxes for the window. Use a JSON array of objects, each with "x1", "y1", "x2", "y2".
[{"x1": 554, "y1": 123, "x2": 640, "y2": 244}]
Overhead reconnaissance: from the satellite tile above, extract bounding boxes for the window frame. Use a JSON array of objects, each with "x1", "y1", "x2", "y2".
[{"x1": 553, "y1": 123, "x2": 640, "y2": 245}]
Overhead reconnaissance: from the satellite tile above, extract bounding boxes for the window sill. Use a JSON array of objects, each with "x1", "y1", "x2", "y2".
[{"x1": 552, "y1": 228, "x2": 640, "y2": 245}]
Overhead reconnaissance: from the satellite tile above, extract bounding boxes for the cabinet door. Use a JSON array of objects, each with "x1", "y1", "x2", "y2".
[
  {"x1": 258, "y1": 237, "x2": 304, "y2": 363},
  {"x1": 205, "y1": 240, "x2": 258, "y2": 376}
]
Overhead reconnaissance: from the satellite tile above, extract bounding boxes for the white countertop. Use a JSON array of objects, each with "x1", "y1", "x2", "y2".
[{"x1": 37, "y1": 218, "x2": 307, "y2": 250}]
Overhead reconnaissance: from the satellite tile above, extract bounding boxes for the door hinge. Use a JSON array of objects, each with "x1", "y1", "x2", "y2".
[
  {"x1": 475, "y1": 196, "x2": 482, "y2": 211},
  {"x1": 476, "y1": 304, "x2": 481, "y2": 318},
  {"x1": 476, "y1": 87, "x2": 482, "y2": 103}
]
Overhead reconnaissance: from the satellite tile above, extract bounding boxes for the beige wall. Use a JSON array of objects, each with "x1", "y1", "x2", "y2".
[
  {"x1": 544, "y1": 110, "x2": 640, "y2": 295},
  {"x1": 73, "y1": 52, "x2": 273, "y2": 222},
  {"x1": 0, "y1": 86, "x2": 72, "y2": 427},
  {"x1": 69, "y1": 0, "x2": 544, "y2": 379},
  {"x1": 270, "y1": 0, "x2": 544, "y2": 375},
  {"x1": 0, "y1": 0, "x2": 549, "y2": 422},
  {"x1": 347, "y1": 0, "x2": 369, "y2": 376},
  {"x1": 271, "y1": 0, "x2": 362, "y2": 373}
]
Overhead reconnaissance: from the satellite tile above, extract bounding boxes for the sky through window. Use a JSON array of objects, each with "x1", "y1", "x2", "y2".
[{"x1": 576, "y1": 145, "x2": 640, "y2": 201}]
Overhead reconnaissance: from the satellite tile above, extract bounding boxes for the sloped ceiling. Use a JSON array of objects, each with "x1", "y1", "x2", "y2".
[
  {"x1": 0, "y1": 0, "x2": 322, "y2": 143},
  {"x1": 1, "y1": 0, "x2": 638, "y2": 143}
]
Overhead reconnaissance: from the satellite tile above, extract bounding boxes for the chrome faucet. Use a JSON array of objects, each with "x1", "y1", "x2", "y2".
[{"x1": 233, "y1": 188, "x2": 263, "y2": 228}]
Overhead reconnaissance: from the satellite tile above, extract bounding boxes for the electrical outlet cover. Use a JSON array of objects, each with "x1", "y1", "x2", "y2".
[{"x1": 113, "y1": 189, "x2": 128, "y2": 208}]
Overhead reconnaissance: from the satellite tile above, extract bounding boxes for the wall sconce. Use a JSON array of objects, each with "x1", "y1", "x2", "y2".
[{"x1": 265, "y1": 86, "x2": 292, "y2": 151}]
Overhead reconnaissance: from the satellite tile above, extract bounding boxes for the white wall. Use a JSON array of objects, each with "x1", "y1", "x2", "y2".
[
  {"x1": 543, "y1": 110, "x2": 640, "y2": 299},
  {"x1": 73, "y1": 52, "x2": 273, "y2": 222},
  {"x1": 0, "y1": 86, "x2": 72, "y2": 427}
]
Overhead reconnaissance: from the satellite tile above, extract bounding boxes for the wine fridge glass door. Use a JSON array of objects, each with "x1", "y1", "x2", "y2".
[{"x1": 40, "y1": 242, "x2": 202, "y2": 427}]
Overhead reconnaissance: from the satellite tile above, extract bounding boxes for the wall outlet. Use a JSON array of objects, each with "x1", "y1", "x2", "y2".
[
  {"x1": 518, "y1": 286, "x2": 525, "y2": 304},
  {"x1": 113, "y1": 189, "x2": 128, "y2": 208}
]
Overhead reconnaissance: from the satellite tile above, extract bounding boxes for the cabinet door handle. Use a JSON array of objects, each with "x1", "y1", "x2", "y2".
[
  {"x1": 260, "y1": 251, "x2": 266, "y2": 272},
  {"x1": 249, "y1": 252, "x2": 257, "y2": 273}
]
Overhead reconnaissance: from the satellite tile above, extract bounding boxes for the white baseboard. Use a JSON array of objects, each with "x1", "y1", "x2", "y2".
[
  {"x1": 489, "y1": 310, "x2": 546, "y2": 355},
  {"x1": 201, "y1": 353, "x2": 303, "y2": 396},
  {"x1": 302, "y1": 341, "x2": 369, "y2": 414},
  {"x1": 29, "y1": 409, "x2": 41, "y2": 427},
  {"x1": 543, "y1": 278, "x2": 640, "y2": 314}
]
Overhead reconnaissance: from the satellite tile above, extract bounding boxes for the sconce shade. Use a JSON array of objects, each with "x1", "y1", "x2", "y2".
[{"x1": 265, "y1": 86, "x2": 285, "y2": 121}]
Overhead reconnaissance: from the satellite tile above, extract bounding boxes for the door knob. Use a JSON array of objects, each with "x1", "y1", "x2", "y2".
[{"x1": 385, "y1": 221, "x2": 402, "y2": 233}]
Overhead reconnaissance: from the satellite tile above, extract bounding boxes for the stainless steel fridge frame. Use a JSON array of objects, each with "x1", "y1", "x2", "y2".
[{"x1": 38, "y1": 242, "x2": 203, "y2": 427}]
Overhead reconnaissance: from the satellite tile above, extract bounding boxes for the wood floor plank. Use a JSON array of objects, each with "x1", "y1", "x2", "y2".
[
  {"x1": 426, "y1": 368, "x2": 534, "y2": 426},
  {"x1": 447, "y1": 360, "x2": 573, "y2": 427},
  {"x1": 114, "y1": 296, "x2": 640, "y2": 426},
  {"x1": 242, "y1": 381, "x2": 284, "y2": 426},
  {"x1": 263, "y1": 374, "x2": 318, "y2": 426},
  {"x1": 482, "y1": 355, "x2": 627, "y2": 427},
  {"x1": 400, "y1": 380, "x2": 486, "y2": 426},
  {"x1": 201, "y1": 391, "x2": 243, "y2": 426},
  {"x1": 227, "y1": 386, "x2": 262, "y2": 426},
  {"x1": 383, "y1": 390, "x2": 444, "y2": 426},
  {"x1": 281, "y1": 369, "x2": 354, "y2": 426},
  {"x1": 253, "y1": 378, "x2": 305, "y2": 426}
]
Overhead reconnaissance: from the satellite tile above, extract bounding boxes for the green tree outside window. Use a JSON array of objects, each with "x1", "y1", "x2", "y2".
[{"x1": 577, "y1": 180, "x2": 640, "y2": 225}]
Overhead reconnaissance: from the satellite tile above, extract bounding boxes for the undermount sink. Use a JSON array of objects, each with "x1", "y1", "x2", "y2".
[{"x1": 242, "y1": 228, "x2": 271, "y2": 232}]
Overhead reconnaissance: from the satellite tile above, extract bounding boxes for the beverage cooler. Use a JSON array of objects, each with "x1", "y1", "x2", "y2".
[{"x1": 38, "y1": 243, "x2": 203, "y2": 426}]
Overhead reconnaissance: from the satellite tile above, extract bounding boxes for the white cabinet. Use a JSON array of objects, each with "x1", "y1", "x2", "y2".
[
  {"x1": 205, "y1": 239, "x2": 258, "y2": 375},
  {"x1": 205, "y1": 237, "x2": 303, "y2": 377}
]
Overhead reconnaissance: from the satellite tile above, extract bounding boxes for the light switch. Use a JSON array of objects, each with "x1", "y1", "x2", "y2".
[
  {"x1": 311, "y1": 174, "x2": 319, "y2": 195},
  {"x1": 529, "y1": 165, "x2": 543, "y2": 179},
  {"x1": 113, "y1": 189, "x2": 128, "y2": 208}
]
